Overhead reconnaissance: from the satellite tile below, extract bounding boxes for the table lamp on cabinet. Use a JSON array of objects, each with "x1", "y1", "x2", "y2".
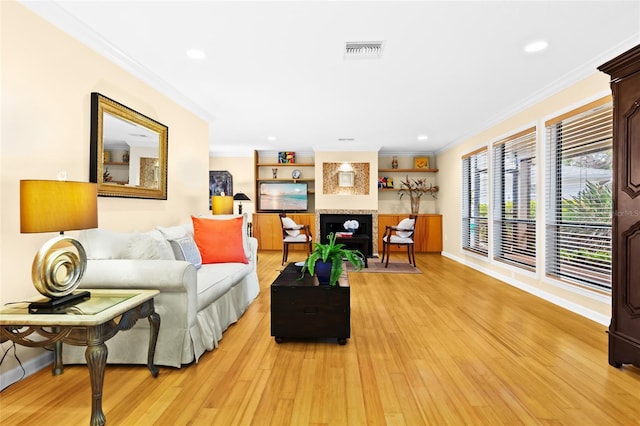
[
  {"x1": 233, "y1": 192, "x2": 251, "y2": 214},
  {"x1": 211, "y1": 194, "x2": 234, "y2": 215},
  {"x1": 20, "y1": 180, "x2": 98, "y2": 312}
]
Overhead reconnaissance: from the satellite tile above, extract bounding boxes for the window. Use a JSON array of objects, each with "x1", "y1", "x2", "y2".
[
  {"x1": 493, "y1": 128, "x2": 537, "y2": 271},
  {"x1": 462, "y1": 148, "x2": 489, "y2": 256},
  {"x1": 545, "y1": 98, "x2": 613, "y2": 290}
]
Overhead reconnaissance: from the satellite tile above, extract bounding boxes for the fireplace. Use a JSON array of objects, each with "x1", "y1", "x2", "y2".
[{"x1": 319, "y1": 213, "x2": 374, "y2": 256}]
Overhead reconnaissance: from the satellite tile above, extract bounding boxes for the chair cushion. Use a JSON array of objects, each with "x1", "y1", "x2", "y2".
[
  {"x1": 385, "y1": 235, "x2": 414, "y2": 244},
  {"x1": 396, "y1": 218, "x2": 415, "y2": 238},
  {"x1": 284, "y1": 234, "x2": 311, "y2": 242},
  {"x1": 281, "y1": 217, "x2": 301, "y2": 236}
]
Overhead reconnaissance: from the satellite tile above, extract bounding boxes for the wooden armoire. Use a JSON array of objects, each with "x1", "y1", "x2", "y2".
[{"x1": 599, "y1": 44, "x2": 640, "y2": 368}]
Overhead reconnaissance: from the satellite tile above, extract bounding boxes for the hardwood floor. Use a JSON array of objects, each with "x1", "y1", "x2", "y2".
[{"x1": 1, "y1": 251, "x2": 639, "y2": 425}]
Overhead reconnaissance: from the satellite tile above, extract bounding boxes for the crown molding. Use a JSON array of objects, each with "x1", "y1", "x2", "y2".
[
  {"x1": 20, "y1": 1, "x2": 215, "y2": 123},
  {"x1": 437, "y1": 34, "x2": 640, "y2": 155}
]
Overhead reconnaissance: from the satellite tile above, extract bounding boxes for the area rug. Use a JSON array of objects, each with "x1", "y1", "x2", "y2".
[{"x1": 346, "y1": 261, "x2": 422, "y2": 274}]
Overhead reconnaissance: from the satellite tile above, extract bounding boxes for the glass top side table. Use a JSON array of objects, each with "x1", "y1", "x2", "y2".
[{"x1": 0, "y1": 289, "x2": 161, "y2": 426}]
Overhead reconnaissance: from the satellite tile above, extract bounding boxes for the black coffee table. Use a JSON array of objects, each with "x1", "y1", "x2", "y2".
[{"x1": 270, "y1": 263, "x2": 350, "y2": 345}]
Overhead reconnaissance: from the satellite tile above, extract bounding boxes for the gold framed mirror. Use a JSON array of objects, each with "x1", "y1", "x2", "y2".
[{"x1": 90, "y1": 92, "x2": 168, "y2": 199}]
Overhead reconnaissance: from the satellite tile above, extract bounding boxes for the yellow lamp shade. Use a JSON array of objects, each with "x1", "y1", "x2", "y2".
[
  {"x1": 20, "y1": 180, "x2": 98, "y2": 233},
  {"x1": 212, "y1": 195, "x2": 233, "y2": 215}
]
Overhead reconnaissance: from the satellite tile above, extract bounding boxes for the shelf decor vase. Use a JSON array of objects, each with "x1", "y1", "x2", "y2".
[
  {"x1": 315, "y1": 260, "x2": 332, "y2": 285},
  {"x1": 392, "y1": 156, "x2": 398, "y2": 169},
  {"x1": 410, "y1": 196, "x2": 421, "y2": 214}
]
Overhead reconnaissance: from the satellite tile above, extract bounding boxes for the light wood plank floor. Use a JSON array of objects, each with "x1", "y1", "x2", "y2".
[{"x1": 1, "y1": 251, "x2": 639, "y2": 425}]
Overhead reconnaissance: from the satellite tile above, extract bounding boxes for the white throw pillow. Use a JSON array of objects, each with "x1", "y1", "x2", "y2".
[
  {"x1": 168, "y1": 235, "x2": 202, "y2": 269},
  {"x1": 281, "y1": 217, "x2": 301, "y2": 236},
  {"x1": 396, "y1": 218, "x2": 415, "y2": 238},
  {"x1": 79, "y1": 228, "x2": 129, "y2": 259},
  {"x1": 144, "y1": 229, "x2": 175, "y2": 260},
  {"x1": 124, "y1": 232, "x2": 174, "y2": 260},
  {"x1": 157, "y1": 224, "x2": 193, "y2": 239}
]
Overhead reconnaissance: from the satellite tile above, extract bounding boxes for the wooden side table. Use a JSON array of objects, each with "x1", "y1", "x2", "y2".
[
  {"x1": 0, "y1": 289, "x2": 160, "y2": 426},
  {"x1": 271, "y1": 263, "x2": 350, "y2": 345}
]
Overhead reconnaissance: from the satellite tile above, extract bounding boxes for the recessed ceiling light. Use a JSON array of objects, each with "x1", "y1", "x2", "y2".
[
  {"x1": 524, "y1": 40, "x2": 548, "y2": 53},
  {"x1": 267, "y1": 136, "x2": 277, "y2": 141},
  {"x1": 417, "y1": 135, "x2": 429, "y2": 141},
  {"x1": 186, "y1": 49, "x2": 206, "y2": 59}
]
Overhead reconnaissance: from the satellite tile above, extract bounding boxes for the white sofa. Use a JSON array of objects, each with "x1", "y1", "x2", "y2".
[{"x1": 62, "y1": 214, "x2": 260, "y2": 368}]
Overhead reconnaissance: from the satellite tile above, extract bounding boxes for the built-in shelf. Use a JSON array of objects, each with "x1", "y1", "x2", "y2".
[
  {"x1": 257, "y1": 163, "x2": 314, "y2": 167},
  {"x1": 104, "y1": 162, "x2": 130, "y2": 166},
  {"x1": 378, "y1": 168, "x2": 439, "y2": 173},
  {"x1": 256, "y1": 178, "x2": 314, "y2": 182}
]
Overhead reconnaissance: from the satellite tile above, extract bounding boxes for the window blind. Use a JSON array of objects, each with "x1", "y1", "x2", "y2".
[
  {"x1": 545, "y1": 100, "x2": 613, "y2": 290},
  {"x1": 492, "y1": 128, "x2": 537, "y2": 270},
  {"x1": 462, "y1": 148, "x2": 489, "y2": 256}
]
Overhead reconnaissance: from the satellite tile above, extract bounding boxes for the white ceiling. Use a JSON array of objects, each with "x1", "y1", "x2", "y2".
[{"x1": 22, "y1": 1, "x2": 640, "y2": 156}]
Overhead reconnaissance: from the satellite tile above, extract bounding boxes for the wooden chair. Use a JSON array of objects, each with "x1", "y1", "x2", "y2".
[
  {"x1": 279, "y1": 213, "x2": 313, "y2": 265},
  {"x1": 380, "y1": 215, "x2": 417, "y2": 268}
]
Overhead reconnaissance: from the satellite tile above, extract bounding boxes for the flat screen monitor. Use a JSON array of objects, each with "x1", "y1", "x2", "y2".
[{"x1": 259, "y1": 182, "x2": 308, "y2": 211}]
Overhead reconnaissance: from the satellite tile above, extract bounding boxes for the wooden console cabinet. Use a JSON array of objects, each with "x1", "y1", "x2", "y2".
[
  {"x1": 378, "y1": 214, "x2": 442, "y2": 253},
  {"x1": 254, "y1": 212, "x2": 442, "y2": 253},
  {"x1": 599, "y1": 44, "x2": 640, "y2": 368},
  {"x1": 252, "y1": 213, "x2": 316, "y2": 250}
]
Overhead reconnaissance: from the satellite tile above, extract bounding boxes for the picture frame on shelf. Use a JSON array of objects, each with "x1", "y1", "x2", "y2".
[
  {"x1": 278, "y1": 152, "x2": 295, "y2": 164},
  {"x1": 413, "y1": 156, "x2": 429, "y2": 169}
]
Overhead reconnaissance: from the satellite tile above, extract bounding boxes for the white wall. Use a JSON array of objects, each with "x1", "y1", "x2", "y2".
[
  {"x1": 1, "y1": 2, "x2": 209, "y2": 382},
  {"x1": 435, "y1": 72, "x2": 613, "y2": 324}
]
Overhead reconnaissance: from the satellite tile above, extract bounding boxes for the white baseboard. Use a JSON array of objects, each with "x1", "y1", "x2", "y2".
[
  {"x1": 0, "y1": 350, "x2": 53, "y2": 392},
  {"x1": 441, "y1": 250, "x2": 610, "y2": 326}
]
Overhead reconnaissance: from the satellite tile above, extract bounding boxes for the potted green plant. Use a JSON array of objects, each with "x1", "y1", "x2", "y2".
[{"x1": 300, "y1": 232, "x2": 365, "y2": 286}]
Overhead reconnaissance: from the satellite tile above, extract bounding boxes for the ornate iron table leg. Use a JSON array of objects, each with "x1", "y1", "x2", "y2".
[
  {"x1": 85, "y1": 326, "x2": 107, "y2": 426},
  {"x1": 147, "y1": 309, "x2": 160, "y2": 377},
  {"x1": 53, "y1": 339, "x2": 64, "y2": 375}
]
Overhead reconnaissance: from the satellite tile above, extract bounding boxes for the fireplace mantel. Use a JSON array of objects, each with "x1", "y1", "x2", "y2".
[{"x1": 315, "y1": 209, "x2": 378, "y2": 255}]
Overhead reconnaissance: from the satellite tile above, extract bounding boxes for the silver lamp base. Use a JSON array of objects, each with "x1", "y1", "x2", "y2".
[{"x1": 29, "y1": 235, "x2": 90, "y2": 313}]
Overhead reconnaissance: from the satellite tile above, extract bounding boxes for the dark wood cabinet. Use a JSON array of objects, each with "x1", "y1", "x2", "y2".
[
  {"x1": 270, "y1": 263, "x2": 350, "y2": 344},
  {"x1": 599, "y1": 44, "x2": 640, "y2": 368}
]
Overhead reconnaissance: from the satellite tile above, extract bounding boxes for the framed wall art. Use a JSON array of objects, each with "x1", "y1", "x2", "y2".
[
  {"x1": 278, "y1": 152, "x2": 295, "y2": 163},
  {"x1": 413, "y1": 156, "x2": 429, "y2": 169},
  {"x1": 209, "y1": 170, "x2": 233, "y2": 197},
  {"x1": 338, "y1": 171, "x2": 355, "y2": 187}
]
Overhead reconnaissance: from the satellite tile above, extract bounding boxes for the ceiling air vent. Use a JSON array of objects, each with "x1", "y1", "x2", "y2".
[{"x1": 344, "y1": 41, "x2": 385, "y2": 59}]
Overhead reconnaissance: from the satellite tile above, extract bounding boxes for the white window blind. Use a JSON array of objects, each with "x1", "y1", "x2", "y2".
[
  {"x1": 462, "y1": 148, "x2": 489, "y2": 256},
  {"x1": 492, "y1": 128, "x2": 537, "y2": 271},
  {"x1": 545, "y1": 98, "x2": 613, "y2": 290}
]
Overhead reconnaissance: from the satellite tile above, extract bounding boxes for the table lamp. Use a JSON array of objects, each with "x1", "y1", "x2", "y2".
[
  {"x1": 233, "y1": 192, "x2": 251, "y2": 214},
  {"x1": 212, "y1": 194, "x2": 233, "y2": 215},
  {"x1": 20, "y1": 180, "x2": 98, "y2": 312}
]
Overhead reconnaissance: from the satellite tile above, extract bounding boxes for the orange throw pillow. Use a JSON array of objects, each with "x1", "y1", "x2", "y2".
[{"x1": 191, "y1": 216, "x2": 249, "y2": 264}]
